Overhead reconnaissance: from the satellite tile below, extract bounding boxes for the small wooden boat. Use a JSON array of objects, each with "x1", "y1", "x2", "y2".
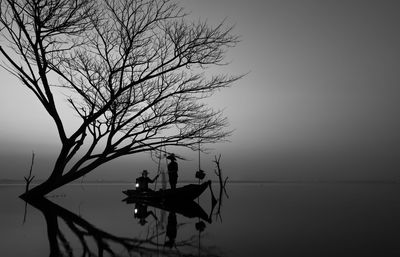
[{"x1": 122, "y1": 180, "x2": 211, "y2": 203}]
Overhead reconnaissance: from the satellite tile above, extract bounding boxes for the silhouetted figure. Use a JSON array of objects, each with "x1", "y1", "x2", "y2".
[
  {"x1": 164, "y1": 212, "x2": 177, "y2": 248},
  {"x1": 167, "y1": 153, "x2": 178, "y2": 189},
  {"x1": 136, "y1": 170, "x2": 159, "y2": 192},
  {"x1": 134, "y1": 202, "x2": 157, "y2": 226}
]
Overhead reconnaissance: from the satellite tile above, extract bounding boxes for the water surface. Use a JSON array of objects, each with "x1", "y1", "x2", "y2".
[{"x1": 1, "y1": 183, "x2": 400, "y2": 256}]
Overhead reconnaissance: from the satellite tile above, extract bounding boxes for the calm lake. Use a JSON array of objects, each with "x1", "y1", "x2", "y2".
[{"x1": 1, "y1": 182, "x2": 400, "y2": 257}]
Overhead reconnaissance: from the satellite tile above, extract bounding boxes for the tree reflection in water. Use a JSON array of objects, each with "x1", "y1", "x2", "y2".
[{"x1": 23, "y1": 196, "x2": 222, "y2": 257}]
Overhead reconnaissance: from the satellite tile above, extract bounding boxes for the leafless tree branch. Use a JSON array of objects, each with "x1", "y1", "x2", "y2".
[{"x1": 1, "y1": 0, "x2": 242, "y2": 198}]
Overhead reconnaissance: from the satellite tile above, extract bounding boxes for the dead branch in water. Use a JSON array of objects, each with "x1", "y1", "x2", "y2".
[
  {"x1": 23, "y1": 151, "x2": 36, "y2": 224},
  {"x1": 213, "y1": 154, "x2": 229, "y2": 198},
  {"x1": 213, "y1": 154, "x2": 229, "y2": 222},
  {"x1": 24, "y1": 152, "x2": 36, "y2": 193}
]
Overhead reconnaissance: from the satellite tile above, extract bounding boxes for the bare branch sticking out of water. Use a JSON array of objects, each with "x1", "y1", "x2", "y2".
[
  {"x1": 23, "y1": 151, "x2": 36, "y2": 224},
  {"x1": 213, "y1": 154, "x2": 229, "y2": 198},
  {"x1": 213, "y1": 154, "x2": 229, "y2": 222},
  {"x1": 24, "y1": 152, "x2": 36, "y2": 193}
]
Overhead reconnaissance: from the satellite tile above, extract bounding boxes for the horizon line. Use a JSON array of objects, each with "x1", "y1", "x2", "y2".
[{"x1": 1, "y1": 178, "x2": 400, "y2": 185}]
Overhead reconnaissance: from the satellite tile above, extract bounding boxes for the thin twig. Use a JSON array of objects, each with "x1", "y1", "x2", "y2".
[
  {"x1": 213, "y1": 154, "x2": 229, "y2": 222},
  {"x1": 24, "y1": 151, "x2": 36, "y2": 193},
  {"x1": 23, "y1": 151, "x2": 36, "y2": 224}
]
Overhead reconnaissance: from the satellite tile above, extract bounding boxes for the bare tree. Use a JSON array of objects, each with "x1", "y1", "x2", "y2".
[{"x1": 0, "y1": 0, "x2": 241, "y2": 198}]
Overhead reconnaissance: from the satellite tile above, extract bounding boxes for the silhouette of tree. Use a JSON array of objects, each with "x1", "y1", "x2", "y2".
[{"x1": 0, "y1": 0, "x2": 241, "y2": 198}]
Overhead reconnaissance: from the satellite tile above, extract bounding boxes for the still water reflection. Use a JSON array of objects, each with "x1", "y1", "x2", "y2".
[
  {"x1": 1, "y1": 183, "x2": 400, "y2": 256},
  {"x1": 1, "y1": 183, "x2": 224, "y2": 257}
]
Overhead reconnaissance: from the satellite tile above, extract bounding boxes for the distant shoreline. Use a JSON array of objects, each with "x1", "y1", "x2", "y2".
[{"x1": 1, "y1": 179, "x2": 400, "y2": 186}]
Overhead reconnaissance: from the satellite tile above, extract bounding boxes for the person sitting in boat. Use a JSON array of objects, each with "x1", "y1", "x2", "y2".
[
  {"x1": 136, "y1": 170, "x2": 159, "y2": 192},
  {"x1": 167, "y1": 153, "x2": 178, "y2": 190}
]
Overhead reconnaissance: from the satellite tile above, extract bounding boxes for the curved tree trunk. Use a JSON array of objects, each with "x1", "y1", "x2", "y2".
[
  {"x1": 20, "y1": 154, "x2": 106, "y2": 199},
  {"x1": 20, "y1": 145, "x2": 71, "y2": 199},
  {"x1": 20, "y1": 176, "x2": 67, "y2": 200}
]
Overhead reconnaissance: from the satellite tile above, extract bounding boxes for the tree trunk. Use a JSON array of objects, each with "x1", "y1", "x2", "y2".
[
  {"x1": 20, "y1": 142, "x2": 76, "y2": 199},
  {"x1": 20, "y1": 177, "x2": 63, "y2": 200},
  {"x1": 20, "y1": 155, "x2": 106, "y2": 199}
]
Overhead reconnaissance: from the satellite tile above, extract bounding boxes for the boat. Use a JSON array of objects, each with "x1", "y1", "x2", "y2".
[
  {"x1": 122, "y1": 180, "x2": 211, "y2": 203},
  {"x1": 124, "y1": 197, "x2": 211, "y2": 223}
]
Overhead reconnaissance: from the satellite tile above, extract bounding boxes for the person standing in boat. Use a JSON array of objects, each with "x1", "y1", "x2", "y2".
[
  {"x1": 136, "y1": 170, "x2": 159, "y2": 192},
  {"x1": 167, "y1": 153, "x2": 178, "y2": 189}
]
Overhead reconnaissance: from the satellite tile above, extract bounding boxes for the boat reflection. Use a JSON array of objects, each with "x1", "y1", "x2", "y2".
[
  {"x1": 128, "y1": 197, "x2": 213, "y2": 224},
  {"x1": 23, "y1": 195, "x2": 220, "y2": 257},
  {"x1": 128, "y1": 196, "x2": 214, "y2": 251}
]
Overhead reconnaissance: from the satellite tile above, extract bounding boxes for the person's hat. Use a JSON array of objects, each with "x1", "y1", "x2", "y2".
[
  {"x1": 142, "y1": 170, "x2": 148, "y2": 175},
  {"x1": 166, "y1": 153, "x2": 176, "y2": 160}
]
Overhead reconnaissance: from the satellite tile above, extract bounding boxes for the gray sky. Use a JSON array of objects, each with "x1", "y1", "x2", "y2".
[{"x1": 1, "y1": 0, "x2": 400, "y2": 181}]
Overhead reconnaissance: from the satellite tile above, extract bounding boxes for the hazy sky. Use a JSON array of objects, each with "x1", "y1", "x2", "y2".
[{"x1": 1, "y1": 0, "x2": 400, "y2": 181}]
